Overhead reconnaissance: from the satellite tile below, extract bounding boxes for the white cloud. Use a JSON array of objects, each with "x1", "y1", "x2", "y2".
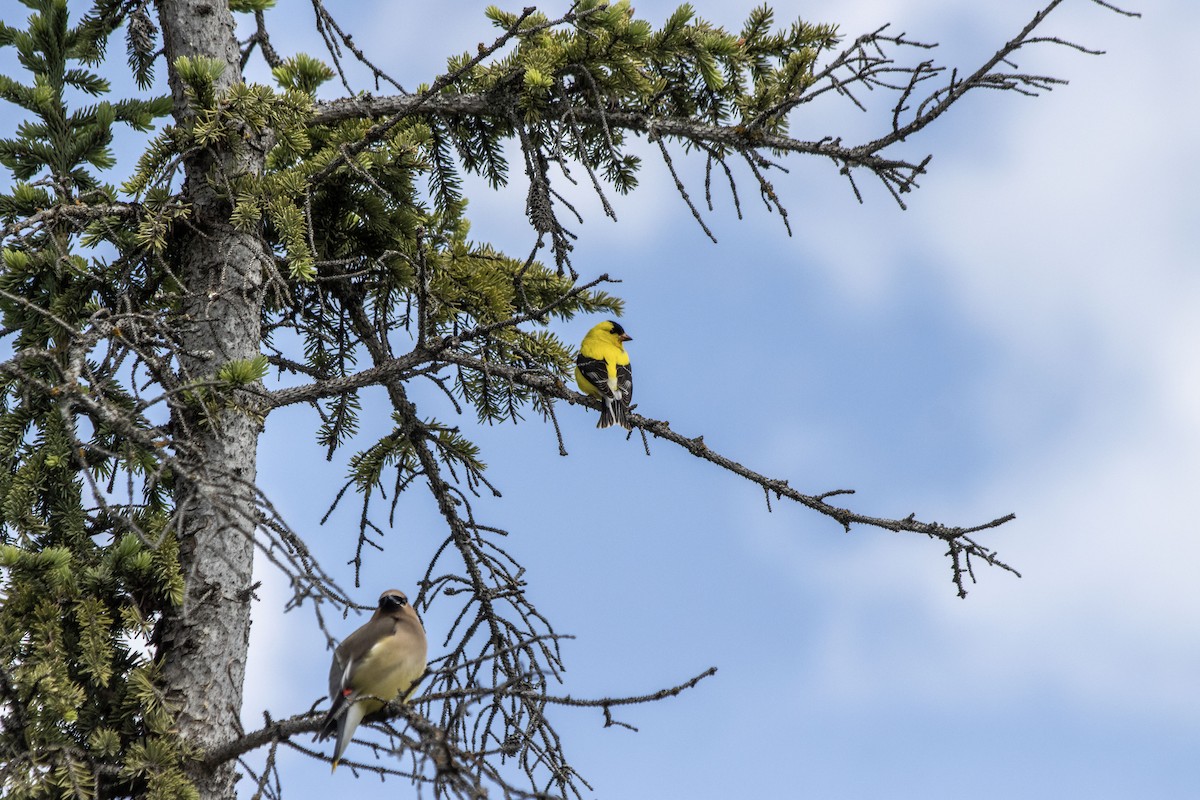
[{"x1": 727, "y1": 0, "x2": 1200, "y2": 720}]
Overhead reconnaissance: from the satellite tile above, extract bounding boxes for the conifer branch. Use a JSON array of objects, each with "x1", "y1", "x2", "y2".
[
  {"x1": 435, "y1": 349, "x2": 1019, "y2": 597},
  {"x1": 311, "y1": 0, "x2": 1136, "y2": 211},
  {"x1": 1, "y1": 201, "x2": 138, "y2": 241}
]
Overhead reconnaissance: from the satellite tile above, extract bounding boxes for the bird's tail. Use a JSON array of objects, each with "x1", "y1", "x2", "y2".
[
  {"x1": 597, "y1": 396, "x2": 632, "y2": 431},
  {"x1": 318, "y1": 694, "x2": 366, "y2": 773},
  {"x1": 331, "y1": 701, "x2": 366, "y2": 772}
]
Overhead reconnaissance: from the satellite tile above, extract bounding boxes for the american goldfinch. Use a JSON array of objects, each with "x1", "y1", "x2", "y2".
[
  {"x1": 317, "y1": 589, "x2": 428, "y2": 772},
  {"x1": 575, "y1": 320, "x2": 633, "y2": 430}
]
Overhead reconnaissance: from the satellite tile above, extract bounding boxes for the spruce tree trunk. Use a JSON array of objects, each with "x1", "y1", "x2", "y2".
[{"x1": 156, "y1": 2, "x2": 265, "y2": 798}]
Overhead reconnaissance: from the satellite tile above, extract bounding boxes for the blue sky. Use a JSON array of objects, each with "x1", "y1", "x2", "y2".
[{"x1": 6, "y1": 0, "x2": 1200, "y2": 797}]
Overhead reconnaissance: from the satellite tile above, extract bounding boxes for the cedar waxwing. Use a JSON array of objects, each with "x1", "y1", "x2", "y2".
[
  {"x1": 575, "y1": 320, "x2": 634, "y2": 430},
  {"x1": 317, "y1": 589, "x2": 428, "y2": 772}
]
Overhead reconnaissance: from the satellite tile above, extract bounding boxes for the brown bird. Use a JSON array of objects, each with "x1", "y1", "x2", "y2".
[{"x1": 317, "y1": 589, "x2": 428, "y2": 771}]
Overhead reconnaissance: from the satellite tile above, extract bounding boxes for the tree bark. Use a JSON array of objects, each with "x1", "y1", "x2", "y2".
[{"x1": 156, "y1": 2, "x2": 265, "y2": 798}]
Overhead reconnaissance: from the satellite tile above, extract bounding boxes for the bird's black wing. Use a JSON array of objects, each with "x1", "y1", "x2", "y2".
[
  {"x1": 611, "y1": 362, "x2": 633, "y2": 429},
  {"x1": 616, "y1": 362, "x2": 632, "y2": 406},
  {"x1": 576, "y1": 354, "x2": 614, "y2": 398}
]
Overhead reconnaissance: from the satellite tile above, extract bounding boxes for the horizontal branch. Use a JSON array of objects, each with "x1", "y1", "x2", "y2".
[
  {"x1": 200, "y1": 712, "x2": 313, "y2": 769},
  {"x1": 506, "y1": 665, "x2": 716, "y2": 710},
  {"x1": 312, "y1": 91, "x2": 917, "y2": 175},
  {"x1": 201, "y1": 666, "x2": 716, "y2": 768},
  {"x1": 0, "y1": 201, "x2": 138, "y2": 241},
  {"x1": 433, "y1": 349, "x2": 1019, "y2": 596},
  {"x1": 262, "y1": 348, "x2": 428, "y2": 408}
]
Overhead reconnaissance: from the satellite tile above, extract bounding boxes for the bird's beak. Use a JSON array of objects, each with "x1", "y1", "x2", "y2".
[{"x1": 620, "y1": 334, "x2": 633, "y2": 342}]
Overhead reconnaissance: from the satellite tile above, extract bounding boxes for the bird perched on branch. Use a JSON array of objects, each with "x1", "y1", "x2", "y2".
[
  {"x1": 575, "y1": 320, "x2": 633, "y2": 430},
  {"x1": 317, "y1": 589, "x2": 428, "y2": 772}
]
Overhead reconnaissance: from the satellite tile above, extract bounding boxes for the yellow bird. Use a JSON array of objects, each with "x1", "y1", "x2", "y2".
[
  {"x1": 575, "y1": 320, "x2": 633, "y2": 430},
  {"x1": 317, "y1": 589, "x2": 428, "y2": 772}
]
